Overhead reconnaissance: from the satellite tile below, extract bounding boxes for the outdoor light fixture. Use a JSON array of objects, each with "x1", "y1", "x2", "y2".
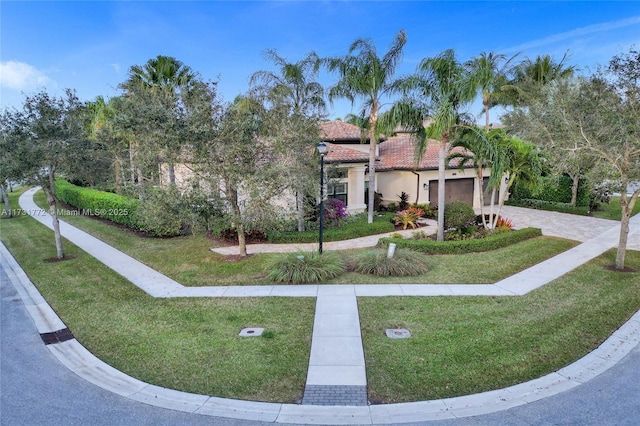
[{"x1": 317, "y1": 142, "x2": 327, "y2": 254}]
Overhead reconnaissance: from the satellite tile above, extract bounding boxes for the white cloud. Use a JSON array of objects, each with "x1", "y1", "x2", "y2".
[
  {"x1": 110, "y1": 63, "x2": 121, "y2": 74},
  {"x1": 503, "y1": 16, "x2": 640, "y2": 54},
  {"x1": 0, "y1": 61, "x2": 54, "y2": 91}
]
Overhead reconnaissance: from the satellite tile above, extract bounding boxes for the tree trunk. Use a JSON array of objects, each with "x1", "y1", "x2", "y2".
[
  {"x1": 168, "y1": 159, "x2": 176, "y2": 185},
  {"x1": 114, "y1": 158, "x2": 123, "y2": 194},
  {"x1": 296, "y1": 190, "x2": 305, "y2": 232},
  {"x1": 367, "y1": 134, "x2": 376, "y2": 224},
  {"x1": 570, "y1": 174, "x2": 579, "y2": 206},
  {"x1": 1, "y1": 183, "x2": 11, "y2": 218},
  {"x1": 129, "y1": 141, "x2": 136, "y2": 184},
  {"x1": 228, "y1": 181, "x2": 247, "y2": 257},
  {"x1": 46, "y1": 171, "x2": 64, "y2": 259},
  {"x1": 437, "y1": 138, "x2": 446, "y2": 241}
]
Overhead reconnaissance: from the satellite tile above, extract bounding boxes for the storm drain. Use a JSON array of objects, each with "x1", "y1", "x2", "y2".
[
  {"x1": 239, "y1": 327, "x2": 264, "y2": 337},
  {"x1": 385, "y1": 328, "x2": 411, "y2": 339},
  {"x1": 40, "y1": 328, "x2": 75, "y2": 345}
]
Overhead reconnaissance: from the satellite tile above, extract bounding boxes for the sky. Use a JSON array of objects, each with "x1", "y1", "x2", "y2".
[{"x1": 1, "y1": 1, "x2": 639, "y2": 123}]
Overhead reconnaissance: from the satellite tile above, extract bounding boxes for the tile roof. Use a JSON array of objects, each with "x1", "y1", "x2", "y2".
[
  {"x1": 377, "y1": 133, "x2": 469, "y2": 171},
  {"x1": 324, "y1": 143, "x2": 369, "y2": 163},
  {"x1": 320, "y1": 121, "x2": 366, "y2": 142}
]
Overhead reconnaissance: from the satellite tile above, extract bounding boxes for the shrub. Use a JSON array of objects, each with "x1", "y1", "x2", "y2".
[
  {"x1": 267, "y1": 251, "x2": 345, "y2": 284},
  {"x1": 55, "y1": 179, "x2": 140, "y2": 229},
  {"x1": 495, "y1": 216, "x2": 513, "y2": 230},
  {"x1": 510, "y1": 175, "x2": 591, "y2": 207},
  {"x1": 379, "y1": 227, "x2": 542, "y2": 254},
  {"x1": 393, "y1": 206, "x2": 425, "y2": 230},
  {"x1": 324, "y1": 199, "x2": 348, "y2": 226},
  {"x1": 267, "y1": 212, "x2": 395, "y2": 243},
  {"x1": 505, "y1": 199, "x2": 590, "y2": 215},
  {"x1": 413, "y1": 203, "x2": 436, "y2": 219},
  {"x1": 348, "y1": 248, "x2": 429, "y2": 277},
  {"x1": 411, "y1": 230, "x2": 429, "y2": 240},
  {"x1": 391, "y1": 233, "x2": 404, "y2": 239},
  {"x1": 397, "y1": 192, "x2": 410, "y2": 210},
  {"x1": 444, "y1": 201, "x2": 475, "y2": 230}
]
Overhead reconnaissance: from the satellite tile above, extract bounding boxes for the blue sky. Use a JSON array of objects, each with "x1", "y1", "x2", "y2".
[{"x1": 1, "y1": 1, "x2": 639, "y2": 122}]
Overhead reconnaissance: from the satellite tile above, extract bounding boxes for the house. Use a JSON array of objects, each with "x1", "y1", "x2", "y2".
[
  {"x1": 160, "y1": 120, "x2": 491, "y2": 216},
  {"x1": 320, "y1": 121, "x2": 491, "y2": 214}
]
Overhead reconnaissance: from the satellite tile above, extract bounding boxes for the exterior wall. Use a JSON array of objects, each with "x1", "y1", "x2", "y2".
[
  {"x1": 347, "y1": 165, "x2": 367, "y2": 214},
  {"x1": 377, "y1": 168, "x2": 491, "y2": 209}
]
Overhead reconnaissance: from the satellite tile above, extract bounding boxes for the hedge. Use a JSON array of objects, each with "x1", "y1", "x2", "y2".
[
  {"x1": 267, "y1": 213, "x2": 395, "y2": 243},
  {"x1": 55, "y1": 179, "x2": 141, "y2": 229},
  {"x1": 505, "y1": 198, "x2": 590, "y2": 216},
  {"x1": 378, "y1": 227, "x2": 542, "y2": 254}
]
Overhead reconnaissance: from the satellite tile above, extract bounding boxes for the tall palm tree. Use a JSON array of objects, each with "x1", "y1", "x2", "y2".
[
  {"x1": 123, "y1": 55, "x2": 197, "y2": 95},
  {"x1": 503, "y1": 52, "x2": 577, "y2": 106},
  {"x1": 250, "y1": 50, "x2": 326, "y2": 232},
  {"x1": 414, "y1": 49, "x2": 477, "y2": 241},
  {"x1": 467, "y1": 51, "x2": 518, "y2": 130},
  {"x1": 120, "y1": 55, "x2": 197, "y2": 186},
  {"x1": 325, "y1": 29, "x2": 407, "y2": 223}
]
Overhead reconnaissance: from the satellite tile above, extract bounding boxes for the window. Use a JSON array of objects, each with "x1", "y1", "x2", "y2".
[{"x1": 328, "y1": 182, "x2": 348, "y2": 205}]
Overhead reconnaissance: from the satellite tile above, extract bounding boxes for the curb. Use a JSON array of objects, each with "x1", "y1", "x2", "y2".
[{"x1": 2, "y1": 241, "x2": 640, "y2": 425}]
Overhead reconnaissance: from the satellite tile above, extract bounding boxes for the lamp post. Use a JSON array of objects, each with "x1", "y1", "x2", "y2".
[{"x1": 317, "y1": 142, "x2": 327, "y2": 254}]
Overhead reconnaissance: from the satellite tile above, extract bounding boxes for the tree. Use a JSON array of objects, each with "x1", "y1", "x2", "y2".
[
  {"x1": 502, "y1": 52, "x2": 577, "y2": 107},
  {"x1": 120, "y1": 55, "x2": 197, "y2": 186},
  {"x1": 188, "y1": 83, "x2": 282, "y2": 257},
  {"x1": 467, "y1": 51, "x2": 518, "y2": 130},
  {"x1": 12, "y1": 90, "x2": 86, "y2": 259},
  {"x1": 413, "y1": 49, "x2": 477, "y2": 240},
  {"x1": 0, "y1": 108, "x2": 30, "y2": 217},
  {"x1": 324, "y1": 29, "x2": 407, "y2": 223},
  {"x1": 505, "y1": 48, "x2": 640, "y2": 270},
  {"x1": 250, "y1": 50, "x2": 325, "y2": 232}
]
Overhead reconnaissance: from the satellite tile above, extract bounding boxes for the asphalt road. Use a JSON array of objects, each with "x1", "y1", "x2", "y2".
[{"x1": 2, "y1": 257, "x2": 639, "y2": 426}]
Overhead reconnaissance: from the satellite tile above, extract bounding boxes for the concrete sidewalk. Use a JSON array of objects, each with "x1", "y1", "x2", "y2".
[{"x1": 9, "y1": 187, "x2": 640, "y2": 424}]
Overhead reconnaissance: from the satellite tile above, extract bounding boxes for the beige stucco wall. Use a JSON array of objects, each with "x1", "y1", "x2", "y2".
[{"x1": 377, "y1": 168, "x2": 491, "y2": 209}]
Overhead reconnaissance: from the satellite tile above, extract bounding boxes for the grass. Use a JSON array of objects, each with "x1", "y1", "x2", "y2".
[
  {"x1": 592, "y1": 196, "x2": 640, "y2": 220},
  {"x1": 267, "y1": 250, "x2": 345, "y2": 284},
  {"x1": 360, "y1": 248, "x2": 640, "y2": 403},
  {"x1": 4, "y1": 186, "x2": 639, "y2": 403},
  {"x1": 27, "y1": 189, "x2": 576, "y2": 286},
  {"x1": 1, "y1": 188, "x2": 314, "y2": 402}
]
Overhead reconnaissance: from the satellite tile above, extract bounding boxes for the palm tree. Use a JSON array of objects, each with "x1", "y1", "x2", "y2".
[
  {"x1": 413, "y1": 49, "x2": 477, "y2": 240},
  {"x1": 503, "y1": 52, "x2": 577, "y2": 106},
  {"x1": 467, "y1": 51, "x2": 518, "y2": 130},
  {"x1": 325, "y1": 29, "x2": 407, "y2": 223},
  {"x1": 448, "y1": 126, "x2": 503, "y2": 230},
  {"x1": 249, "y1": 50, "x2": 326, "y2": 232},
  {"x1": 120, "y1": 55, "x2": 197, "y2": 186},
  {"x1": 123, "y1": 55, "x2": 197, "y2": 95}
]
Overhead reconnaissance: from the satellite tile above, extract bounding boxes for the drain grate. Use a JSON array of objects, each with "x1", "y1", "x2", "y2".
[
  {"x1": 40, "y1": 328, "x2": 75, "y2": 345},
  {"x1": 385, "y1": 328, "x2": 411, "y2": 339},
  {"x1": 239, "y1": 327, "x2": 264, "y2": 337}
]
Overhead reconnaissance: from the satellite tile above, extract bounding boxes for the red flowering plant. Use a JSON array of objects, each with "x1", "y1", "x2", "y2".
[{"x1": 393, "y1": 206, "x2": 425, "y2": 230}]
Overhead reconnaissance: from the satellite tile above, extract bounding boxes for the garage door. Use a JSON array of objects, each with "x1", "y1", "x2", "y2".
[{"x1": 429, "y1": 178, "x2": 474, "y2": 206}]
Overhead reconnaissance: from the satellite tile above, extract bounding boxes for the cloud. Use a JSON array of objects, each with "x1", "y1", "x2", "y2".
[
  {"x1": 0, "y1": 61, "x2": 54, "y2": 91},
  {"x1": 110, "y1": 63, "x2": 121, "y2": 74},
  {"x1": 503, "y1": 16, "x2": 640, "y2": 54}
]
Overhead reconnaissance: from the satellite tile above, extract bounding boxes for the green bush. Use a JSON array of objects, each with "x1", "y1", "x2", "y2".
[
  {"x1": 444, "y1": 201, "x2": 476, "y2": 230},
  {"x1": 267, "y1": 213, "x2": 395, "y2": 243},
  {"x1": 510, "y1": 175, "x2": 591, "y2": 207},
  {"x1": 379, "y1": 227, "x2": 542, "y2": 254},
  {"x1": 56, "y1": 179, "x2": 140, "y2": 228},
  {"x1": 348, "y1": 248, "x2": 429, "y2": 276},
  {"x1": 267, "y1": 251, "x2": 345, "y2": 284},
  {"x1": 505, "y1": 198, "x2": 590, "y2": 216}
]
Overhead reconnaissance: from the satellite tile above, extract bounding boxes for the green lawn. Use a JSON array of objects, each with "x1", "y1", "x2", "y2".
[
  {"x1": 2, "y1": 186, "x2": 639, "y2": 404},
  {"x1": 592, "y1": 195, "x2": 640, "y2": 220},
  {"x1": 28, "y1": 189, "x2": 576, "y2": 286},
  {"x1": 360, "y1": 248, "x2": 640, "y2": 403}
]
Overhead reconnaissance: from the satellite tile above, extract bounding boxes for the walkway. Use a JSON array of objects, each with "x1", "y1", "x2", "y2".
[{"x1": 6, "y1": 186, "x2": 640, "y2": 424}]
